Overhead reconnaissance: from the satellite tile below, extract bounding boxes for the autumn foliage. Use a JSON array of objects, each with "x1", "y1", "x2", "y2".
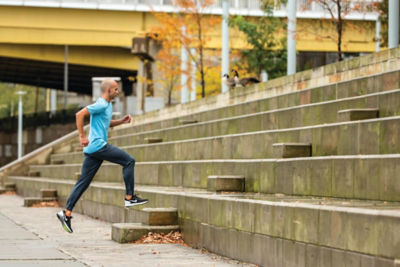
[
  {"x1": 150, "y1": 0, "x2": 221, "y2": 102},
  {"x1": 302, "y1": 0, "x2": 380, "y2": 61}
]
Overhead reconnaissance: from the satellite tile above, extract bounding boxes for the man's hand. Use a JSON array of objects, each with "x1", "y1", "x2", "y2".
[
  {"x1": 121, "y1": 115, "x2": 131, "y2": 124},
  {"x1": 80, "y1": 136, "x2": 89, "y2": 147}
]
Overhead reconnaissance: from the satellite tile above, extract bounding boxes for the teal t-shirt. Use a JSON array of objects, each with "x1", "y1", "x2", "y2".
[{"x1": 83, "y1": 97, "x2": 112, "y2": 154}]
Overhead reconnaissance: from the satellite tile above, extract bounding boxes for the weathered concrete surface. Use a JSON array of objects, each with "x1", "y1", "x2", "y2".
[
  {"x1": 0, "y1": 194, "x2": 254, "y2": 267},
  {"x1": 51, "y1": 116, "x2": 400, "y2": 164},
  {"x1": 28, "y1": 154, "x2": 400, "y2": 202},
  {"x1": 207, "y1": 175, "x2": 245, "y2": 192},
  {"x1": 101, "y1": 89, "x2": 400, "y2": 148},
  {"x1": 23, "y1": 197, "x2": 57, "y2": 207},
  {"x1": 41, "y1": 188, "x2": 57, "y2": 198},
  {"x1": 0, "y1": 206, "x2": 83, "y2": 266},
  {"x1": 337, "y1": 108, "x2": 379, "y2": 122},
  {"x1": 8, "y1": 177, "x2": 400, "y2": 260},
  {"x1": 272, "y1": 143, "x2": 312, "y2": 158}
]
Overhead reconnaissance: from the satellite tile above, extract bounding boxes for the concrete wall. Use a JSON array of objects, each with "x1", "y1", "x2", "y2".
[{"x1": 0, "y1": 123, "x2": 76, "y2": 167}]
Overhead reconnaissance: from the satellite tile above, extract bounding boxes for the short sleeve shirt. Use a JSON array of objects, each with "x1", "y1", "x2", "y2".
[{"x1": 83, "y1": 97, "x2": 113, "y2": 154}]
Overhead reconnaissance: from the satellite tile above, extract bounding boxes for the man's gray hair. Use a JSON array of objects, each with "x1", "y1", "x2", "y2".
[{"x1": 100, "y1": 79, "x2": 117, "y2": 93}]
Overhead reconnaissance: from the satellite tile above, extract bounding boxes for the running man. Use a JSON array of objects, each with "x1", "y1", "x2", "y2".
[{"x1": 57, "y1": 79, "x2": 148, "y2": 233}]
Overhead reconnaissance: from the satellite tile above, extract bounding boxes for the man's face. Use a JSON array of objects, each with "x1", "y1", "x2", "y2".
[{"x1": 108, "y1": 83, "x2": 120, "y2": 99}]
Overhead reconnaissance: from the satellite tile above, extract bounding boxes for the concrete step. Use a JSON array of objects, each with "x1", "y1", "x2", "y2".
[
  {"x1": 112, "y1": 223, "x2": 180, "y2": 243},
  {"x1": 51, "y1": 159, "x2": 64, "y2": 165},
  {"x1": 179, "y1": 119, "x2": 198, "y2": 125},
  {"x1": 23, "y1": 197, "x2": 57, "y2": 207},
  {"x1": 126, "y1": 207, "x2": 178, "y2": 226},
  {"x1": 207, "y1": 175, "x2": 245, "y2": 192},
  {"x1": 108, "y1": 70, "x2": 400, "y2": 139},
  {"x1": 29, "y1": 154, "x2": 400, "y2": 202},
  {"x1": 58, "y1": 89, "x2": 400, "y2": 151},
  {"x1": 51, "y1": 116, "x2": 400, "y2": 164},
  {"x1": 338, "y1": 108, "x2": 379, "y2": 122},
  {"x1": 40, "y1": 189, "x2": 57, "y2": 198},
  {"x1": 8, "y1": 176, "x2": 400, "y2": 261},
  {"x1": 272, "y1": 143, "x2": 312, "y2": 158},
  {"x1": 4, "y1": 182, "x2": 16, "y2": 191},
  {"x1": 144, "y1": 137, "x2": 163, "y2": 144},
  {"x1": 28, "y1": 170, "x2": 41, "y2": 177}
]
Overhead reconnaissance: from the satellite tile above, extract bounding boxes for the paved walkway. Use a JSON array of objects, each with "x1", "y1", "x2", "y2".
[{"x1": 0, "y1": 195, "x2": 254, "y2": 267}]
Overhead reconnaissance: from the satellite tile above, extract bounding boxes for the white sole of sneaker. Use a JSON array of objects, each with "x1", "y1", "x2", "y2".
[{"x1": 124, "y1": 200, "x2": 148, "y2": 207}]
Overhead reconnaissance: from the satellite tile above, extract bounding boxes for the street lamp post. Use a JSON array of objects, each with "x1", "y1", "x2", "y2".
[
  {"x1": 15, "y1": 91, "x2": 26, "y2": 159},
  {"x1": 221, "y1": 0, "x2": 230, "y2": 93}
]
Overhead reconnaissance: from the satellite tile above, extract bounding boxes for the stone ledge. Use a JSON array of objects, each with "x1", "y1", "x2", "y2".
[
  {"x1": 126, "y1": 207, "x2": 178, "y2": 226},
  {"x1": 112, "y1": 223, "x2": 180, "y2": 243},
  {"x1": 24, "y1": 197, "x2": 57, "y2": 207},
  {"x1": 338, "y1": 108, "x2": 379, "y2": 122},
  {"x1": 273, "y1": 143, "x2": 312, "y2": 158},
  {"x1": 144, "y1": 137, "x2": 163, "y2": 144},
  {"x1": 207, "y1": 175, "x2": 245, "y2": 192},
  {"x1": 40, "y1": 189, "x2": 57, "y2": 198}
]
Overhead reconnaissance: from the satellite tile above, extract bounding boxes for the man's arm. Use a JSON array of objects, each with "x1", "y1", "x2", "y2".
[
  {"x1": 76, "y1": 108, "x2": 90, "y2": 147},
  {"x1": 110, "y1": 115, "x2": 131, "y2": 128}
]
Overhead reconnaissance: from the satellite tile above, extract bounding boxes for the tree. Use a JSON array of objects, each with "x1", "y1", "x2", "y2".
[
  {"x1": 304, "y1": 0, "x2": 378, "y2": 61},
  {"x1": 150, "y1": 0, "x2": 220, "y2": 99},
  {"x1": 229, "y1": 0, "x2": 287, "y2": 80},
  {"x1": 374, "y1": 0, "x2": 388, "y2": 48},
  {"x1": 155, "y1": 47, "x2": 182, "y2": 105}
]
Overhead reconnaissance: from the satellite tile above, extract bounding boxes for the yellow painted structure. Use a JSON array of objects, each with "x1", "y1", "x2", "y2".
[
  {"x1": 0, "y1": 43, "x2": 138, "y2": 70},
  {"x1": 0, "y1": 6, "x2": 377, "y2": 51}
]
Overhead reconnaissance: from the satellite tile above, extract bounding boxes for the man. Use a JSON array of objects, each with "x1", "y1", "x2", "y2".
[{"x1": 57, "y1": 79, "x2": 148, "y2": 234}]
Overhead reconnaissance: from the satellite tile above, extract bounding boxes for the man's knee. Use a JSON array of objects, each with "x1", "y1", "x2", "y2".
[{"x1": 127, "y1": 156, "x2": 135, "y2": 167}]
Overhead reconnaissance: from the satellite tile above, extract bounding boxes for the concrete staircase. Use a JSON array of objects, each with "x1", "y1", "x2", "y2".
[{"x1": 3, "y1": 48, "x2": 400, "y2": 266}]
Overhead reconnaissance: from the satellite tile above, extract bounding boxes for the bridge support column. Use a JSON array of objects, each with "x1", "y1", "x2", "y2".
[
  {"x1": 221, "y1": 0, "x2": 229, "y2": 93},
  {"x1": 389, "y1": 0, "x2": 399, "y2": 49},
  {"x1": 287, "y1": 0, "x2": 297, "y2": 75},
  {"x1": 136, "y1": 59, "x2": 146, "y2": 115}
]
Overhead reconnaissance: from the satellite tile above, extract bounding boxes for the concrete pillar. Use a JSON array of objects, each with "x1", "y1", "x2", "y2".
[
  {"x1": 221, "y1": 0, "x2": 230, "y2": 93},
  {"x1": 389, "y1": 0, "x2": 399, "y2": 49},
  {"x1": 287, "y1": 0, "x2": 297, "y2": 75},
  {"x1": 15, "y1": 91, "x2": 26, "y2": 159},
  {"x1": 50, "y1": 89, "x2": 57, "y2": 115},
  {"x1": 181, "y1": 29, "x2": 189, "y2": 104},
  {"x1": 190, "y1": 48, "x2": 197, "y2": 101},
  {"x1": 376, "y1": 18, "x2": 381, "y2": 52},
  {"x1": 136, "y1": 60, "x2": 146, "y2": 114},
  {"x1": 64, "y1": 45, "x2": 68, "y2": 109},
  {"x1": 261, "y1": 70, "x2": 268, "y2": 82}
]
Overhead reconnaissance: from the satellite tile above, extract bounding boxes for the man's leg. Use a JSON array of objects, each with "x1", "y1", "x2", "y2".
[
  {"x1": 65, "y1": 154, "x2": 103, "y2": 213},
  {"x1": 90, "y1": 144, "x2": 134, "y2": 198}
]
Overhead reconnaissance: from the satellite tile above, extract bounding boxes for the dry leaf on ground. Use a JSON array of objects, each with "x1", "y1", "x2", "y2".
[
  {"x1": 31, "y1": 201, "x2": 60, "y2": 208},
  {"x1": 133, "y1": 231, "x2": 188, "y2": 246}
]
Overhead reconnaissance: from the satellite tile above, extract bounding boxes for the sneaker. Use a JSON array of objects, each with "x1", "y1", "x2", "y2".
[
  {"x1": 56, "y1": 210, "x2": 73, "y2": 233},
  {"x1": 124, "y1": 194, "x2": 148, "y2": 207}
]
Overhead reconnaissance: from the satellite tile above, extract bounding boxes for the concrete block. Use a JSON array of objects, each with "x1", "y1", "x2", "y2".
[
  {"x1": 273, "y1": 143, "x2": 311, "y2": 158},
  {"x1": 179, "y1": 119, "x2": 198, "y2": 125},
  {"x1": 207, "y1": 175, "x2": 245, "y2": 192},
  {"x1": 24, "y1": 197, "x2": 57, "y2": 207},
  {"x1": 111, "y1": 223, "x2": 179, "y2": 243},
  {"x1": 139, "y1": 208, "x2": 178, "y2": 226},
  {"x1": 40, "y1": 189, "x2": 57, "y2": 198},
  {"x1": 74, "y1": 172, "x2": 81, "y2": 180},
  {"x1": 4, "y1": 183, "x2": 16, "y2": 191},
  {"x1": 51, "y1": 159, "x2": 64, "y2": 165},
  {"x1": 28, "y1": 171, "x2": 41, "y2": 177},
  {"x1": 144, "y1": 137, "x2": 163, "y2": 144},
  {"x1": 338, "y1": 108, "x2": 379, "y2": 122}
]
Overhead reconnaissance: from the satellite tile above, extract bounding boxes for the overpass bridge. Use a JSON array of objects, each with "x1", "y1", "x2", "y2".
[{"x1": 0, "y1": 0, "x2": 379, "y2": 96}]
